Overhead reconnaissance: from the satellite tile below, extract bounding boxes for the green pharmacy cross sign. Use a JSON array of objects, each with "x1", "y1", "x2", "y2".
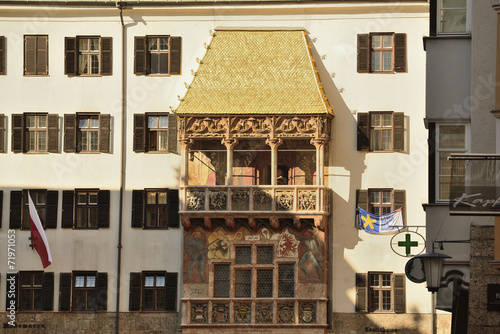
[
  {"x1": 390, "y1": 231, "x2": 425, "y2": 258},
  {"x1": 398, "y1": 233, "x2": 418, "y2": 256}
]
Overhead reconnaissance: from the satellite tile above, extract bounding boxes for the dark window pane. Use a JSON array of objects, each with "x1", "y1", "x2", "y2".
[
  {"x1": 257, "y1": 246, "x2": 273, "y2": 264},
  {"x1": 235, "y1": 246, "x2": 251, "y2": 264},
  {"x1": 159, "y1": 54, "x2": 169, "y2": 74},
  {"x1": 257, "y1": 269, "x2": 273, "y2": 298}
]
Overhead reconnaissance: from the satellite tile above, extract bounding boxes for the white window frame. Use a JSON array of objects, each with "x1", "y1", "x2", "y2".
[
  {"x1": 435, "y1": 122, "x2": 470, "y2": 202},
  {"x1": 437, "y1": 0, "x2": 471, "y2": 35}
]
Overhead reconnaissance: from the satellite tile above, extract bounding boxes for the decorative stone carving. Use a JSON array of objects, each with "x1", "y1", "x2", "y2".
[
  {"x1": 253, "y1": 190, "x2": 272, "y2": 211},
  {"x1": 298, "y1": 190, "x2": 316, "y2": 211},
  {"x1": 230, "y1": 116, "x2": 272, "y2": 135},
  {"x1": 276, "y1": 190, "x2": 294, "y2": 211},
  {"x1": 185, "y1": 117, "x2": 228, "y2": 136},
  {"x1": 255, "y1": 303, "x2": 273, "y2": 324},
  {"x1": 186, "y1": 190, "x2": 205, "y2": 211},
  {"x1": 275, "y1": 116, "x2": 316, "y2": 134},
  {"x1": 190, "y1": 303, "x2": 208, "y2": 324},
  {"x1": 231, "y1": 189, "x2": 250, "y2": 211},
  {"x1": 277, "y1": 302, "x2": 295, "y2": 324},
  {"x1": 212, "y1": 303, "x2": 230, "y2": 324},
  {"x1": 234, "y1": 302, "x2": 252, "y2": 324},
  {"x1": 299, "y1": 302, "x2": 317, "y2": 324},
  {"x1": 209, "y1": 190, "x2": 227, "y2": 210}
]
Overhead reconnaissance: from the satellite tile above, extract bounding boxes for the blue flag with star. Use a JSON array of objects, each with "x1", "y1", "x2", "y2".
[{"x1": 358, "y1": 208, "x2": 403, "y2": 234}]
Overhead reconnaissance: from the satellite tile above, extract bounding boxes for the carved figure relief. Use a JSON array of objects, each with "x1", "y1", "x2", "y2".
[
  {"x1": 255, "y1": 303, "x2": 273, "y2": 324},
  {"x1": 212, "y1": 303, "x2": 230, "y2": 324},
  {"x1": 190, "y1": 303, "x2": 208, "y2": 324},
  {"x1": 234, "y1": 303, "x2": 252, "y2": 324},
  {"x1": 299, "y1": 302, "x2": 317, "y2": 324},
  {"x1": 277, "y1": 302, "x2": 295, "y2": 324}
]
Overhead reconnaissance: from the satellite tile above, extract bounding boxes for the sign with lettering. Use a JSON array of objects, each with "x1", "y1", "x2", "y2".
[
  {"x1": 487, "y1": 284, "x2": 500, "y2": 312},
  {"x1": 450, "y1": 186, "x2": 500, "y2": 215}
]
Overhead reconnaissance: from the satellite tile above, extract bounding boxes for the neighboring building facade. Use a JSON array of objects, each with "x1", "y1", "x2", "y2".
[
  {"x1": 0, "y1": 0, "x2": 439, "y2": 333},
  {"x1": 425, "y1": 0, "x2": 500, "y2": 332}
]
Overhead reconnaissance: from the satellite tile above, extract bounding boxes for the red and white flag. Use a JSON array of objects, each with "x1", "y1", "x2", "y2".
[{"x1": 28, "y1": 191, "x2": 52, "y2": 268}]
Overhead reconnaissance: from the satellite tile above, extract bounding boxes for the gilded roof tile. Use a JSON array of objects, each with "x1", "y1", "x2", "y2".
[{"x1": 176, "y1": 30, "x2": 333, "y2": 115}]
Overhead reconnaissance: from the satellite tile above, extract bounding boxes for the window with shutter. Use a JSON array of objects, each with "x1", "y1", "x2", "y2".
[
  {"x1": 134, "y1": 36, "x2": 182, "y2": 76},
  {"x1": 357, "y1": 33, "x2": 407, "y2": 73},
  {"x1": 65, "y1": 36, "x2": 112, "y2": 76},
  {"x1": 21, "y1": 189, "x2": 59, "y2": 229},
  {"x1": 356, "y1": 272, "x2": 405, "y2": 313},
  {"x1": 356, "y1": 189, "x2": 406, "y2": 229},
  {"x1": 65, "y1": 113, "x2": 111, "y2": 153},
  {"x1": 24, "y1": 35, "x2": 48, "y2": 76},
  {"x1": 134, "y1": 113, "x2": 177, "y2": 153},
  {"x1": 129, "y1": 271, "x2": 178, "y2": 312},
  {"x1": 131, "y1": 188, "x2": 179, "y2": 229},
  {"x1": 19, "y1": 271, "x2": 44, "y2": 311},
  {"x1": 0, "y1": 114, "x2": 5, "y2": 153},
  {"x1": 11, "y1": 113, "x2": 59, "y2": 154},
  {"x1": 68, "y1": 271, "x2": 106, "y2": 312},
  {"x1": 0, "y1": 36, "x2": 6, "y2": 75},
  {"x1": 357, "y1": 112, "x2": 406, "y2": 152},
  {"x1": 73, "y1": 189, "x2": 110, "y2": 229}
]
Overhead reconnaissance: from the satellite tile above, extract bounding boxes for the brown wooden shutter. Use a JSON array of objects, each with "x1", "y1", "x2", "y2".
[
  {"x1": 131, "y1": 190, "x2": 144, "y2": 228},
  {"x1": 37, "y1": 36, "x2": 48, "y2": 75},
  {"x1": 393, "y1": 273, "x2": 406, "y2": 313},
  {"x1": 64, "y1": 37, "x2": 77, "y2": 75},
  {"x1": 25, "y1": 36, "x2": 37, "y2": 75},
  {"x1": 357, "y1": 34, "x2": 370, "y2": 73},
  {"x1": 96, "y1": 272, "x2": 108, "y2": 311},
  {"x1": 170, "y1": 36, "x2": 182, "y2": 75},
  {"x1": 394, "y1": 190, "x2": 406, "y2": 225},
  {"x1": 9, "y1": 191, "x2": 22, "y2": 229},
  {"x1": 355, "y1": 273, "x2": 368, "y2": 312},
  {"x1": 134, "y1": 36, "x2": 146, "y2": 75},
  {"x1": 394, "y1": 34, "x2": 407, "y2": 73},
  {"x1": 166, "y1": 272, "x2": 178, "y2": 311},
  {"x1": 0, "y1": 191, "x2": 3, "y2": 228},
  {"x1": 6, "y1": 273, "x2": 18, "y2": 311},
  {"x1": 356, "y1": 189, "x2": 368, "y2": 228},
  {"x1": 64, "y1": 114, "x2": 76, "y2": 153},
  {"x1": 168, "y1": 113, "x2": 177, "y2": 153},
  {"x1": 133, "y1": 114, "x2": 146, "y2": 153},
  {"x1": 101, "y1": 37, "x2": 112, "y2": 76},
  {"x1": 59, "y1": 273, "x2": 72, "y2": 311},
  {"x1": 42, "y1": 272, "x2": 54, "y2": 311},
  {"x1": 48, "y1": 114, "x2": 59, "y2": 153},
  {"x1": 168, "y1": 189, "x2": 180, "y2": 228},
  {"x1": 45, "y1": 190, "x2": 58, "y2": 229},
  {"x1": 98, "y1": 190, "x2": 110, "y2": 228},
  {"x1": 393, "y1": 112, "x2": 405, "y2": 152},
  {"x1": 61, "y1": 190, "x2": 74, "y2": 228},
  {"x1": 12, "y1": 114, "x2": 24, "y2": 153},
  {"x1": 0, "y1": 114, "x2": 5, "y2": 153},
  {"x1": 99, "y1": 114, "x2": 111, "y2": 153},
  {"x1": 0, "y1": 36, "x2": 5, "y2": 75},
  {"x1": 357, "y1": 112, "x2": 370, "y2": 151},
  {"x1": 129, "y1": 273, "x2": 142, "y2": 311}
]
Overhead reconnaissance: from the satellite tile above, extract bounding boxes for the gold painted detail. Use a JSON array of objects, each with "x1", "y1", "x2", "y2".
[
  {"x1": 212, "y1": 303, "x2": 230, "y2": 324},
  {"x1": 185, "y1": 117, "x2": 228, "y2": 136},
  {"x1": 190, "y1": 303, "x2": 208, "y2": 324},
  {"x1": 234, "y1": 302, "x2": 252, "y2": 324},
  {"x1": 187, "y1": 190, "x2": 205, "y2": 211},
  {"x1": 209, "y1": 190, "x2": 227, "y2": 210},
  {"x1": 298, "y1": 190, "x2": 317, "y2": 211},
  {"x1": 276, "y1": 191, "x2": 294, "y2": 211},
  {"x1": 230, "y1": 117, "x2": 272, "y2": 135},
  {"x1": 255, "y1": 303, "x2": 273, "y2": 324},
  {"x1": 275, "y1": 116, "x2": 316, "y2": 134},
  {"x1": 299, "y1": 302, "x2": 317, "y2": 324},
  {"x1": 277, "y1": 302, "x2": 295, "y2": 324}
]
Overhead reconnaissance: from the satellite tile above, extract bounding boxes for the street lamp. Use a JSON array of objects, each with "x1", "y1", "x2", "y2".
[{"x1": 414, "y1": 252, "x2": 451, "y2": 334}]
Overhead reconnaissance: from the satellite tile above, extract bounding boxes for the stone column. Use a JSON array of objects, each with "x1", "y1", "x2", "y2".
[
  {"x1": 222, "y1": 138, "x2": 238, "y2": 185},
  {"x1": 179, "y1": 138, "x2": 192, "y2": 211},
  {"x1": 311, "y1": 139, "x2": 326, "y2": 186},
  {"x1": 266, "y1": 138, "x2": 282, "y2": 185}
]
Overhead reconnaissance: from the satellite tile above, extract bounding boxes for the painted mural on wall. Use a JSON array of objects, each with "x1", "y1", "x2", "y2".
[{"x1": 183, "y1": 219, "x2": 326, "y2": 284}]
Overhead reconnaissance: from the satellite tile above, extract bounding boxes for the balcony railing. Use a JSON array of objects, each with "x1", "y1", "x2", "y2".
[
  {"x1": 181, "y1": 298, "x2": 327, "y2": 327},
  {"x1": 180, "y1": 185, "x2": 330, "y2": 215}
]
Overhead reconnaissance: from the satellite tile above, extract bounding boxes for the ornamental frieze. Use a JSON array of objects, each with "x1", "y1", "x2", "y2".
[{"x1": 179, "y1": 115, "x2": 331, "y2": 139}]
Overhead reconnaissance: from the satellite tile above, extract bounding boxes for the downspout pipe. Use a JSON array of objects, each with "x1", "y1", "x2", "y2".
[{"x1": 116, "y1": 2, "x2": 126, "y2": 334}]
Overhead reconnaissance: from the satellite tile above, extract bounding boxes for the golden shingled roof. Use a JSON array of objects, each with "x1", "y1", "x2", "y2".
[{"x1": 175, "y1": 29, "x2": 333, "y2": 115}]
